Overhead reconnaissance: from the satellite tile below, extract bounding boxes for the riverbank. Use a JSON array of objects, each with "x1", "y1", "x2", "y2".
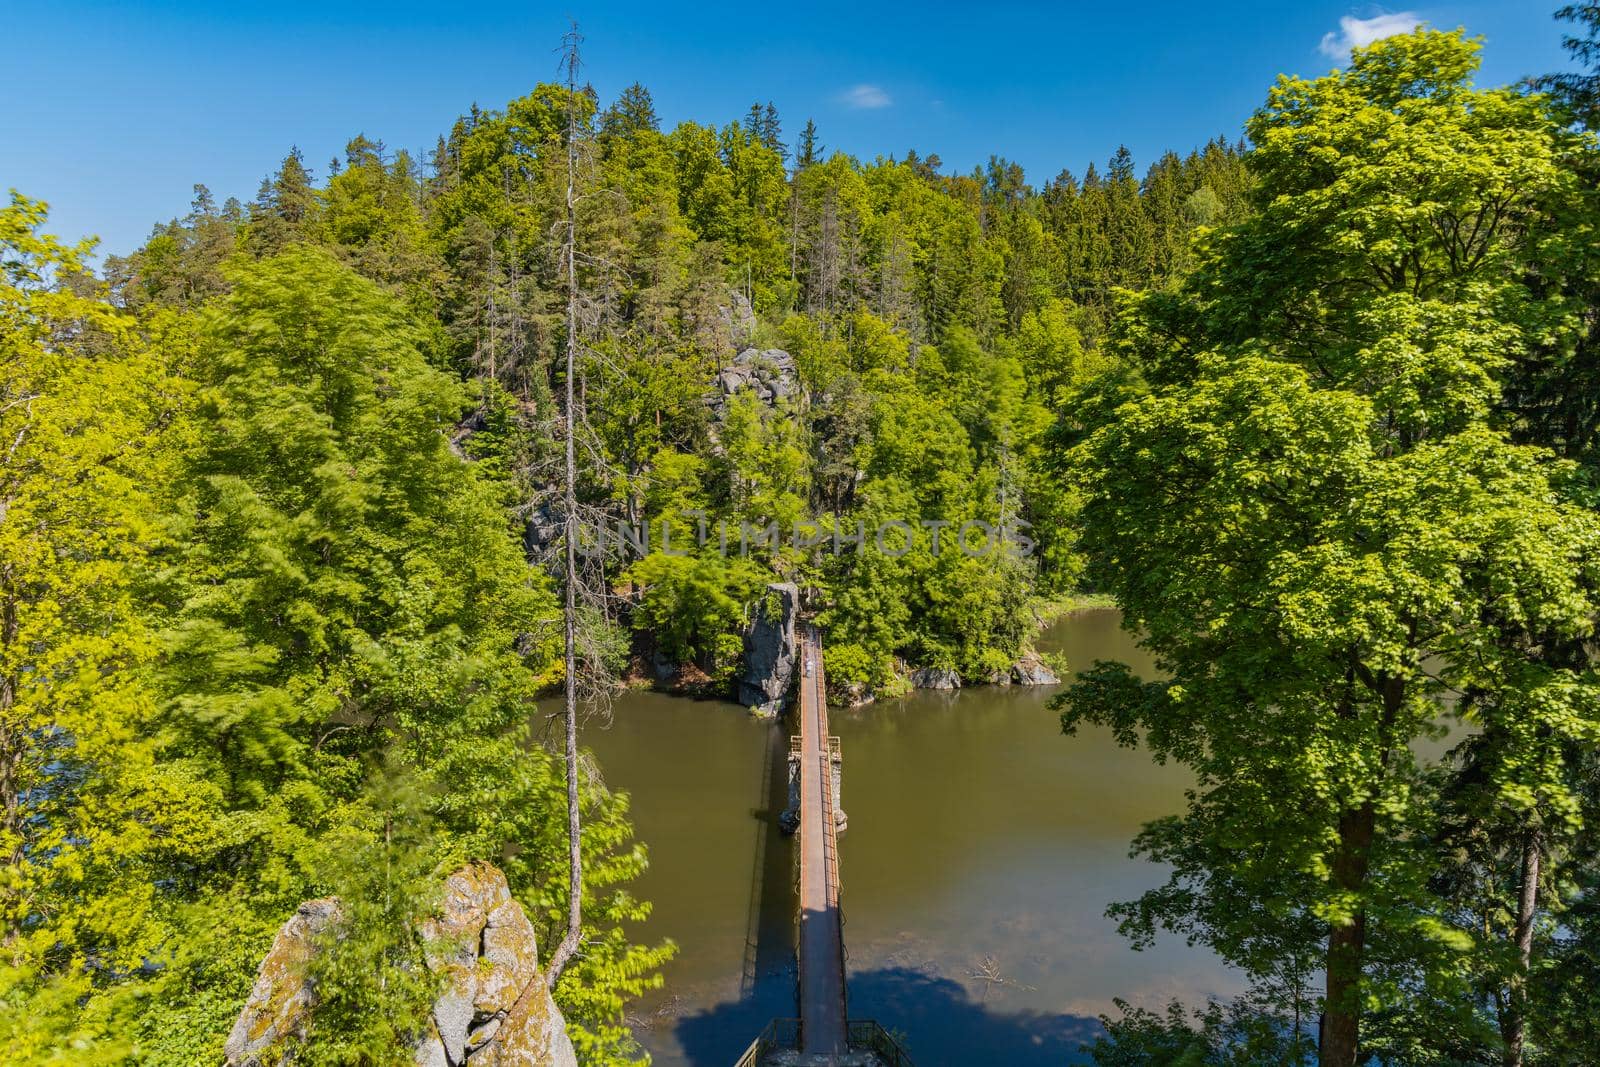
[
  {"x1": 1031, "y1": 591, "x2": 1118, "y2": 625},
  {"x1": 618, "y1": 587, "x2": 1121, "y2": 708}
]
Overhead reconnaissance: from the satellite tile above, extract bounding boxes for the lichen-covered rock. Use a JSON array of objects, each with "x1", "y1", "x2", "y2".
[
  {"x1": 1012, "y1": 653, "x2": 1061, "y2": 686},
  {"x1": 417, "y1": 862, "x2": 563, "y2": 1065},
  {"x1": 479, "y1": 895, "x2": 541, "y2": 1011},
  {"x1": 910, "y1": 667, "x2": 961, "y2": 690},
  {"x1": 470, "y1": 966, "x2": 578, "y2": 1067},
  {"x1": 224, "y1": 898, "x2": 343, "y2": 1067},
  {"x1": 226, "y1": 864, "x2": 577, "y2": 1067},
  {"x1": 739, "y1": 582, "x2": 800, "y2": 714}
]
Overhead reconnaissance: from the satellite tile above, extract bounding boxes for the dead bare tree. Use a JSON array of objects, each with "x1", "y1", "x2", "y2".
[
  {"x1": 545, "y1": 18, "x2": 586, "y2": 988},
  {"x1": 481, "y1": 22, "x2": 635, "y2": 1005}
]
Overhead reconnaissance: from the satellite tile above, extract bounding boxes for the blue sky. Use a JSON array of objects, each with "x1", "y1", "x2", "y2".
[{"x1": 0, "y1": 1, "x2": 1576, "y2": 259}]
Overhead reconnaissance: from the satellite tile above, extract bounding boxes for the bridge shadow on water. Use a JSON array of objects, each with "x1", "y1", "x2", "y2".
[
  {"x1": 742, "y1": 720, "x2": 799, "y2": 997},
  {"x1": 666, "y1": 717, "x2": 800, "y2": 1065},
  {"x1": 845, "y1": 967, "x2": 1104, "y2": 1066},
  {"x1": 674, "y1": 964, "x2": 1104, "y2": 1067},
  {"x1": 669, "y1": 710, "x2": 1104, "y2": 1067}
]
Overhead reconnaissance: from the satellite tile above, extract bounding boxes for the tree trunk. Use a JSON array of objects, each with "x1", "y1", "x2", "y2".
[
  {"x1": 1322, "y1": 801, "x2": 1374, "y2": 1067},
  {"x1": 1501, "y1": 828, "x2": 1541, "y2": 1067},
  {"x1": 1, "y1": 574, "x2": 23, "y2": 883},
  {"x1": 546, "y1": 21, "x2": 585, "y2": 988}
]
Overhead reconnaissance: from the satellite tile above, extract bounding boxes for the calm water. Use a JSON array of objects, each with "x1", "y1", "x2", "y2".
[{"x1": 581, "y1": 609, "x2": 1241, "y2": 1066}]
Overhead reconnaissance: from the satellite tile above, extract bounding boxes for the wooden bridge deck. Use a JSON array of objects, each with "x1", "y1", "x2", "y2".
[{"x1": 796, "y1": 623, "x2": 848, "y2": 1056}]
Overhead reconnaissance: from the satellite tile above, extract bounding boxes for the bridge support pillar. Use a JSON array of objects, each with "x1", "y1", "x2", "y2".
[
  {"x1": 829, "y1": 740, "x2": 847, "y2": 833},
  {"x1": 780, "y1": 746, "x2": 801, "y2": 834},
  {"x1": 779, "y1": 739, "x2": 846, "y2": 834}
]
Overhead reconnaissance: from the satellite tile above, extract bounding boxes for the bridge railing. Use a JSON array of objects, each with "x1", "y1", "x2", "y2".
[
  {"x1": 848, "y1": 1019, "x2": 917, "y2": 1066},
  {"x1": 815, "y1": 647, "x2": 847, "y2": 1029},
  {"x1": 732, "y1": 1018, "x2": 916, "y2": 1066},
  {"x1": 730, "y1": 1018, "x2": 800, "y2": 1067},
  {"x1": 738, "y1": 626, "x2": 915, "y2": 1066}
]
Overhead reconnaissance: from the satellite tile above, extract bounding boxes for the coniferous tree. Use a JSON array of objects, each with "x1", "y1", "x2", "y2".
[{"x1": 796, "y1": 117, "x2": 821, "y2": 169}]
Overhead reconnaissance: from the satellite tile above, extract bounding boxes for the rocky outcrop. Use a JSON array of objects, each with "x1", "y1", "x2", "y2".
[
  {"x1": 225, "y1": 864, "x2": 577, "y2": 1067},
  {"x1": 416, "y1": 864, "x2": 576, "y2": 1067},
  {"x1": 521, "y1": 501, "x2": 561, "y2": 558},
  {"x1": 910, "y1": 667, "x2": 961, "y2": 690},
  {"x1": 706, "y1": 348, "x2": 800, "y2": 415},
  {"x1": 828, "y1": 678, "x2": 876, "y2": 708},
  {"x1": 224, "y1": 898, "x2": 342, "y2": 1064},
  {"x1": 738, "y1": 582, "x2": 800, "y2": 715},
  {"x1": 1011, "y1": 653, "x2": 1061, "y2": 686},
  {"x1": 717, "y1": 290, "x2": 757, "y2": 350}
]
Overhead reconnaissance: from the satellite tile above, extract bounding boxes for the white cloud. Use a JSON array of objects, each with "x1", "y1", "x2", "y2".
[
  {"x1": 1319, "y1": 12, "x2": 1423, "y2": 59},
  {"x1": 838, "y1": 84, "x2": 892, "y2": 110}
]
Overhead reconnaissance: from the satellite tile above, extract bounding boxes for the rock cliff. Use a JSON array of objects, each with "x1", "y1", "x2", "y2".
[
  {"x1": 738, "y1": 581, "x2": 800, "y2": 714},
  {"x1": 909, "y1": 666, "x2": 961, "y2": 690}
]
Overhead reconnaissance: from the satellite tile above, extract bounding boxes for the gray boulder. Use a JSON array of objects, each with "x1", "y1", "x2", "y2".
[
  {"x1": 1012, "y1": 653, "x2": 1061, "y2": 686},
  {"x1": 717, "y1": 366, "x2": 752, "y2": 394},
  {"x1": 522, "y1": 503, "x2": 561, "y2": 557},
  {"x1": 910, "y1": 667, "x2": 961, "y2": 690},
  {"x1": 223, "y1": 898, "x2": 342, "y2": 1066},
  {"x1": 738, "y1": 582, "x2": 800, "y2": 715}
]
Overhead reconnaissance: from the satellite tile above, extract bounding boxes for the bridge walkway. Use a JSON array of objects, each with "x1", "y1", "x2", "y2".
[{"x1": 796, "y1": 623, "x2": 848, "y2": 1056}]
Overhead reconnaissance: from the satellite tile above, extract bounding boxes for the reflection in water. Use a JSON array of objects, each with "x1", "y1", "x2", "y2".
[{"x1": 580, "y1": 609, "x2": 1241, "y2": 1067}]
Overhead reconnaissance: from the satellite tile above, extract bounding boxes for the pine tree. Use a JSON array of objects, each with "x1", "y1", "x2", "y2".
[
  {"x1": 245, "y1": 147, "x2": 317, "y2": 254},
  {"x1": 762, "y1": 101, "x2": 784, "y2": 158},
  {"x1": 796, "y1": 117, "x2": 821, "y2": 169},
  {"x1": 602, "y1": 81, "x2": 658, "y2": 139}
]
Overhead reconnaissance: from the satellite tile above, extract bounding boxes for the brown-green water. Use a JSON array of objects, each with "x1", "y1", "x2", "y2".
[{"x1": 581, "y1": 608, "x2": 1241, "y2": 1066}]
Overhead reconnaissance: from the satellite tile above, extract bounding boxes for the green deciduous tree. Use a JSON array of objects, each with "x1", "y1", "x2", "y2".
[
  {"x1": 1, "y1": 231, "x2": 667, "y2": 1062},
  {"x1": 1058, "y1": 30, "x2": 1600, "y2": 1066},
  {"x1": 0, "y1": 191, "x2": 187, "y2": 1064}
]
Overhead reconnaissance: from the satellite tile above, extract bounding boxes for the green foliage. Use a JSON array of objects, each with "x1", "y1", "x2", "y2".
[
  {"x1": 39, "y1": 18, "x2": 1600, "y2": 1063},
  {"x1": 1083, "y1": 997, "x2": 1314, "y2": 1066},
  {"x1": 0, "y1": 41, "x2": 1250, "y2": 1065},
  {"x1": 1059, "y1": 27, "x2": 1600, "y2": 1065},
  {"x1": 820, "y1": 642, "x2": 883, "y2": 687},
  {"x1": 1536, "y1": 4, "x2": 1600, "y2": 128},
  {"x1": 295, "y1": 776, "x2": 443, "y2": 1066},
  {"x1": 1, "y1": 223, "x2": 666, "y2": 1064},
  {"x1": 626, "y1": 551, "x2": 768, "y2": 673},
  {"x1": 93, "y1": 67, "x2": 1257, "y2": 688},
  {"x1": 0, "y1": 192, "x2": 187, "y2": 1064}
]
